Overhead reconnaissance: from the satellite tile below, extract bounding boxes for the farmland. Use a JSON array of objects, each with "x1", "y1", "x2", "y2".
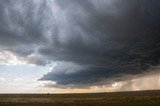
[{"x1": 0, "y1": 90, "x2": 160, "y2": 106}]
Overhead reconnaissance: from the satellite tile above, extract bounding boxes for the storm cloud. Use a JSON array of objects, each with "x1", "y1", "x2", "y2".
[{"x1": 0, "y1": 0, "x2": 160, "y2": 88}]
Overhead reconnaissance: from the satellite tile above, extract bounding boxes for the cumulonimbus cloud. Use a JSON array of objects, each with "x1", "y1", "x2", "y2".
[{"x1": 0, "y1": 0, "x2": 160, "y2": 88}]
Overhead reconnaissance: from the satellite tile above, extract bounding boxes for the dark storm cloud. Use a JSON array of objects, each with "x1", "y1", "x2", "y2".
[
  {"x1": 0, "y1": 0, "x2": 160, "y2": 87},
  {"x1": 0, "y1": 0, "x2": 57, "y2": 64},
  {"x1": 40, "y1": 62, "x2": 121, "y2": 88}
]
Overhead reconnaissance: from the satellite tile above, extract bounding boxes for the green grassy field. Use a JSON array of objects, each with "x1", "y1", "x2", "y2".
[{"x1": 0, "y1": 90, "x2": 160, "y2": 106}]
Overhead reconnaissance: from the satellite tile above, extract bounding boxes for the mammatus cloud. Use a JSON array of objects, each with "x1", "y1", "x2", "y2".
[{"x1": 0, "y1": 0, "x2": 160, "y2": 88}]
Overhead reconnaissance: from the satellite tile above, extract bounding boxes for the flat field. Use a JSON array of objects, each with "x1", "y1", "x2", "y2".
[{"x1": 0, "y1": 90, "x2": 160, "y2": 106}]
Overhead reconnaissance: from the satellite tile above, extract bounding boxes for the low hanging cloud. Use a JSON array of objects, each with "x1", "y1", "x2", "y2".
[{"x1": 0, "y1": 0, "x2": 160, "y2": 88}]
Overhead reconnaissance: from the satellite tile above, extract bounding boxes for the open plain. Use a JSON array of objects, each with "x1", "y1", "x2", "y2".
[{"x1": 0, "y1": 90, "x2": 160, "y2": 106}]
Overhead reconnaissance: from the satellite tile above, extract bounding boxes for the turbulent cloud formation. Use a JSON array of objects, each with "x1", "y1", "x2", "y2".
[{"x1": 0, "y1": 0, "x2": 160, "y2": 88}]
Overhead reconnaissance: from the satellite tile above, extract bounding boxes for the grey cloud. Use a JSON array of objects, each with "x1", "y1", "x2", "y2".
[
  {"x1": 0, "y1": 0, "x2": 160, "y2": 88},
  {"x1": 0, "y1": 0, "x2": 56, "y2": 63},
  {"x1": 40, "y1": 62, "x2": 118, "y2": 88}
]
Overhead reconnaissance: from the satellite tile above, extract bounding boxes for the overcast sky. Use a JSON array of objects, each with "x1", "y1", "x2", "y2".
[{"x1": 0, "y1": 0, "x2": 160, "y2": 93}]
